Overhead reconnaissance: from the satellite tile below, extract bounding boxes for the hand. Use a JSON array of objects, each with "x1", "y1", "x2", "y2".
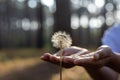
[
  {"x1": 41, "y1": 45, "x2": 114, "y2": 69},
  {"x1": 69, "y1": 45, "x2": 114, "y2": 69},
  {"x1": 40, "y1": 46, "x2": 89, "y2": 68}
]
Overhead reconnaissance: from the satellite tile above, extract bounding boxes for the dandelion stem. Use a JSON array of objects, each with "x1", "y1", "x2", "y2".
[
  {"x1": 51, "y1": 31, "x2": 72, "y2": 80},
  {"x1": 60, "y1": 44, "x2": 63, "y2": 80}
]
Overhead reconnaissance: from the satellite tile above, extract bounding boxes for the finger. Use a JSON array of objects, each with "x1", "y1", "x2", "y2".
[
  {"x1": 96, "y1": 45, "x2": 112, "y2": 57},
  {"x1": 94, "y1": 48, "x2": 110, "y2": 61},
  {"x1": 56, "y1": 46, "x2": 86, "y2": 56},
  {"x1": 62, "y1": 56, "x2": 74, "y2": 63},
  {"x1": 41, "y1": 54, "x2": 61, "y2": 67},
  {"x1": 50, "y1": 55, "x2": 60, "y2": 64},
  {"x1": 80, "y1": 52, "x2": 94, "y2": 57},
  {"x1": 62, "y1": 56, "x2": 75, "y2": 68},
  {"x1": 41, "y1": 53, "x2": 74, "y2": 68},
  {"x1": 93, "y1": 49, "x2": 103, "y2": 60},
  {"x1": 50, "y1": 55, "x2": 75, "y2": 68},
  {"x1": 97, "y1": 45, "x2": 110, "y2": 50},
  {"x1": 55, "y1": 49, "x2": 74, "y2": 56},
  {"x1": 41, "y1": 53, "x2": 60, "y2": 65},
  {"x1": 55, "y1": 50, "x2": 66, "y2": 56},
  {"x1": 74, "y1": 56, "x2": 94, "y2": 66},
  {"x1": 40, "y1": 53, "x2": 51, "y2": 61},
  {"x1": 71, "y1": 49, "x2": 89, "y2": 60},
  {"x1": 74, "y1": 49, "x2": 89, "y2": 56}
]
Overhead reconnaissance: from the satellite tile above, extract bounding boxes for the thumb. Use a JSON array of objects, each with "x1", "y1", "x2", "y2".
[{"x1": 94, "y1": 45, "x2": 112, "y2": 60}]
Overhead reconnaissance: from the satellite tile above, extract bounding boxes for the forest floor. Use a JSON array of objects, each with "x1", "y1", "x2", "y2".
[{"x1": 0, "y1": 48, "x2": 92, "y2": 80}]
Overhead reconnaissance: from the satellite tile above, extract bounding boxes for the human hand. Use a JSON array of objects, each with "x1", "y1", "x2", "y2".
[
  {"x1": 40, "y1": 46, "x2": 89, "y2": 68},
  {"x1": 69, "y1": 45, "x2": 114, "y2": 69},
  {"x1": 41, "y1": 45, "x2": 114, "y2": 69}
]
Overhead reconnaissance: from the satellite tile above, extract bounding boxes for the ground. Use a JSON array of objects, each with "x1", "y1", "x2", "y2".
[{"x1": 0, "y1": 48, "x2": 92, "y2": 80}]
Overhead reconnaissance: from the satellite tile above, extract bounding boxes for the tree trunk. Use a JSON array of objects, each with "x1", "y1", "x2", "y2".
[
  {"x1": 54, "y1": 0, "x2": 71, "y2": 33},
  {"x1": 36, "y1": 3, "x2": 44, "y2": 48}
]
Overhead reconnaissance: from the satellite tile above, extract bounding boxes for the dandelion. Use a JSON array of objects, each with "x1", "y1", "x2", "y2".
[
  {"x1": 51, "y1": 31, "x2": 72, "y2": 49},
  {"x1": 51, "y1": 31, "x2": 72, "y2": 80}
]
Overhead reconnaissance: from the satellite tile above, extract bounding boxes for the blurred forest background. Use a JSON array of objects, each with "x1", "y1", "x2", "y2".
[{"x1": 0, "y1": 0, "x2": 120, "y2": 80}]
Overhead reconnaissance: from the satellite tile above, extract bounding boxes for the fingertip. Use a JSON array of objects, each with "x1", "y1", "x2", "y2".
[
  {"x1": 40, "y1": 53, "x2": 51, "y2": 60},
  {"x1": 40, "y1": 55, "x2": 44, "y2": 59}
]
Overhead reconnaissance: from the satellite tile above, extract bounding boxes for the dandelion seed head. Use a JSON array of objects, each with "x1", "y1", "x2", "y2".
[{"x1": 51, "y1": 31, "x2": 72, "y2": 48}]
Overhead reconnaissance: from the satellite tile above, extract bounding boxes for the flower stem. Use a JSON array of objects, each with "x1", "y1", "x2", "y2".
[{"x1": 60, "y1": 47, "x2": 63, "y2": 80}]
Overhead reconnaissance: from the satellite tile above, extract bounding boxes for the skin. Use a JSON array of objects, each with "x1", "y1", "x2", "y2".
[{"x1": 41, "y1": 45, "x2": 120, "y2": 80}]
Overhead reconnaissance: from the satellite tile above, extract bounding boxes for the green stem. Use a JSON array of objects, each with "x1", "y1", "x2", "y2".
[{"x1": 60, "y1": 48, "x2": 63, "y2": 80}]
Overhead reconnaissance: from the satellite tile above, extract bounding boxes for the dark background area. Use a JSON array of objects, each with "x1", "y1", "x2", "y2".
[{"x1": 0, "y1": 0, "x2": 119, "y2": 49}]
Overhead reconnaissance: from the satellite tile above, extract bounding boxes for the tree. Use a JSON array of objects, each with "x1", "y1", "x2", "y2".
[
  {"x1": 54, "y1": 0, "x2": 71, "y2": 33},
  {"x1": 36, "y1": 2, "x2": 44, "y2": 48}
]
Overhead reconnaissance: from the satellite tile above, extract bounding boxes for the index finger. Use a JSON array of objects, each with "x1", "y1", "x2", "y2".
[{"x1": 56, "y1": 46, "x2": 88, "y2": 56}]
